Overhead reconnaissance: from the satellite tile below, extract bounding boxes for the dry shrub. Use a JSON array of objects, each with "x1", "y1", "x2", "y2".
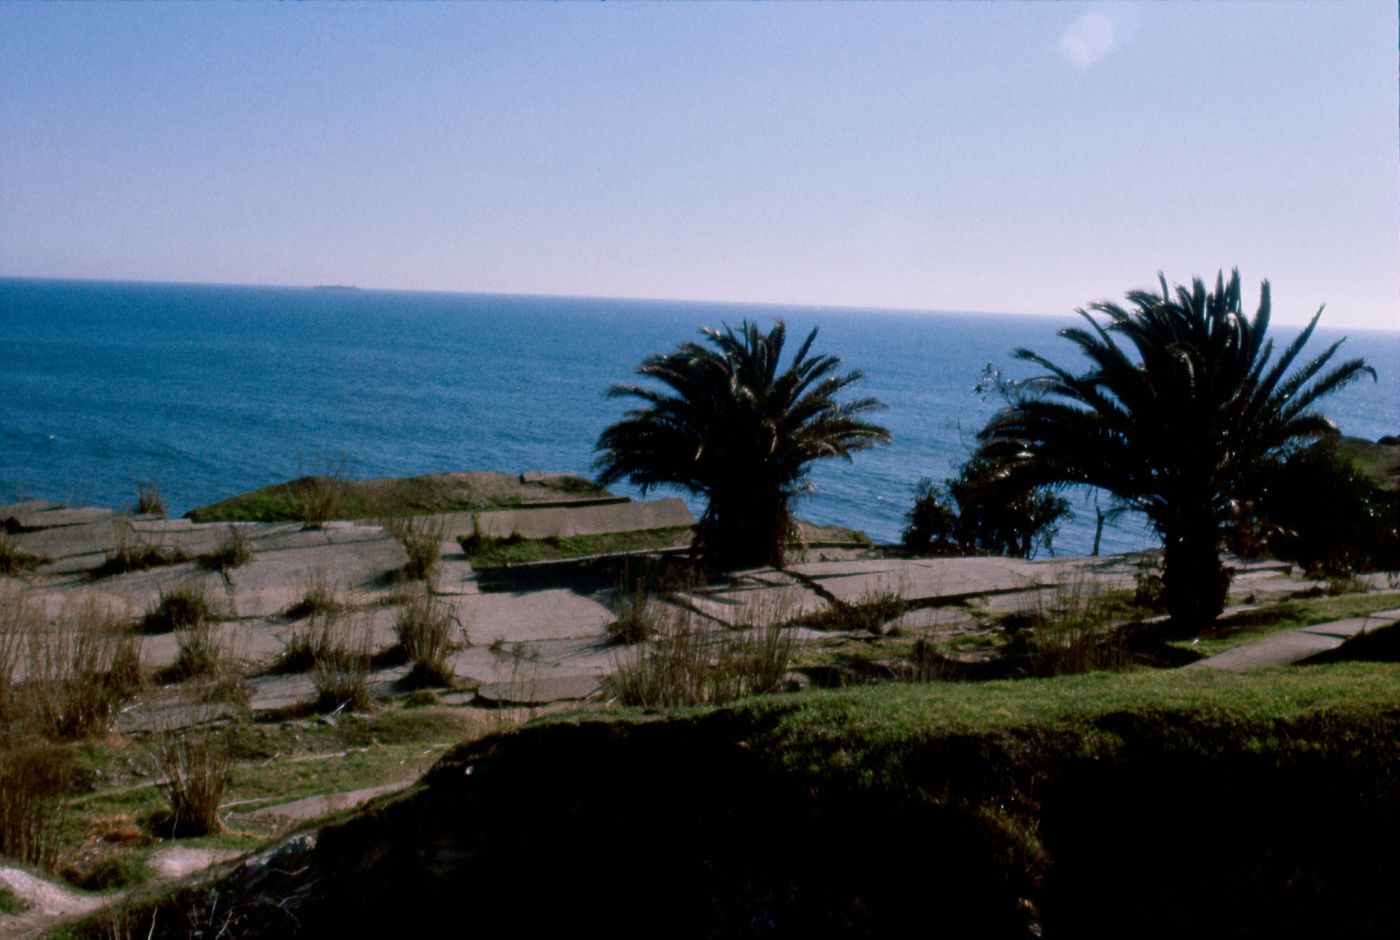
[
  {"x1": 290, "y1": 457, "x2": 349, "y2": 529},
  {"x1": 286, "y1": 570, "x2": 341, "y2": 621},
  {"x1": 197, "y1": 526, "x2": 252, "y2": 572},
  {"x1": 606, "y1": 574, "x2": 659, "y2": 645},
  {"x1": 0, "y1": 530, "x2": 46, "y2": 575},
  {"x1": 133, "y1": 481, "x2": 166, "y2": 518},
  {"x1": 1011, "y1": 579, "x2": 1131, "y2": 677},
  {"x1": 0, "y1": 737, "x2": 75, "y2": 870},
  {"x1": 384, "y1": 515, "x2": 448, "y2": 582},
  {"x1": 143, "y1": 582, "x2": 215, "y2": 634},
  {"x1": 0, "y1": 587, "x2": 36, "y2": 721},
  {"x1": 311, "y1": 613, "x2": 373, "y2": 711},
  {"x1": 95, "y1": 526, "x2": 186, "y2": 578},
  {"x1": 169, "y1": 622, "x2": 222, "y2": 682},
  {"x1": 395, "y1": 596, "x2": 456, "y2": 687},
  {"x1": 23, "y1": 598, "x2": 142, "y2": 739},
  {"x1": 150, "y1": 718, "x2": 233, "y2": 837},
  {"x1": 605, "y1": 609, "x2": 797, "y2": 709}
]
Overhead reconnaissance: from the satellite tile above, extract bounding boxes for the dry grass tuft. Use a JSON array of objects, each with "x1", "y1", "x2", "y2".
[
  {"x1": 605, "y1": 608, "x2": 797, "y2": 709},
  {"x1": 1009, "y1": 579, "x2": 1133, "y2": 677},
  {"x1": 286, "y1": 570, "x2": 341, "y2": 621},
  {"x1": 395, "y1": 596, "x2": 456, "y2": 687},
  {"x1": 384, "y1": 515, "x2": 448, "y2": 582},
  {"x1": 22, "y1": 598, "x2": 143, "y2": 739},
  {"x1": 133, "y1": 481, "x2": 166, "y2": 518},
  {"x1": 95, "y1": 526, "x2": 187, "y2": 578},
  {"x1": 290, "y1": 457, "x2": 350, "y2": 529},
  {"x1": 0, "y1": 738, "x2": 75, "y2": 871},
  {"x1": 0, "y1": 530, "x2": 46, "y2": 576},
  {"x1": 197, "y1": 526, "x2": 253, "y2": 572},
  {"x1": 150, "y1": 718, "x2": 233, "y2": 837},
  {"x1": 310, "y1": 613, "x2": 374, "y2": 711},
  {"x1": 142, "y1": 582, "x2": 215, "y2": 635}
]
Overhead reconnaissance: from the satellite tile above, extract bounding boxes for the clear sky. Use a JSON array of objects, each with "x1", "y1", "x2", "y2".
[{"x1": 2, "y1": 2, "x2": 1396, "y2": 329}]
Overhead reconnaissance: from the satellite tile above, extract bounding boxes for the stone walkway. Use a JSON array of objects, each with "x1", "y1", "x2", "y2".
[{"x1": 1191, "y1": 607, "x2": 1400, "y2": 669}]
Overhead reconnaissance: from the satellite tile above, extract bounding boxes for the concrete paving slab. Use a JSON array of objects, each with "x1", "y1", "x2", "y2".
[
  {"x1": 242, "y1": 781, "x2": 412, "y2": 824},
  {"x1": 14, "y1": 518, "x2": 128, "y2": 562},
  {"x1": 680, "y1": 582, "x2": 826, "y2": 627},
  {"x1": 1190, "y1": 630, "x2": 1341, "y2": 669},
  {"x1": 451, "y1": 589, "x2": 614, "y2": 645},
  {"x1": 1299, "y1": 617, "x2": 1385, "y2": 639},
  {"x1": 0, "y1": 499, "x2": 62, "y2": 517},
  {"x1": 448, "y1": 636, "x2": 617, "y2": 685},
  {"x1": 223, "y1": 539, "x2": 407, "y2": 618},
  {"x1": 1366, "y1": 608, "x2": 1400, "y2": 621},
  {"x1": 476, "y1": 674, "x2": 600, "y2": 706},
  {"x1": 7, "y1": 506, "x2": 115, "y2": 529},
  {"x1": 424, "y1": 498, "x2": 695, "y2": 541}
]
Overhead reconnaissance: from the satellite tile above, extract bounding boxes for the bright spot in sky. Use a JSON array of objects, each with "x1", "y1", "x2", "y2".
[{"x1": 1059, "y1": 12, "x2": 1116, "y2": 71}]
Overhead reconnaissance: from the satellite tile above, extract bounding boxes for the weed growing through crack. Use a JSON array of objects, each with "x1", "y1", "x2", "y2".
[
  {"x1": 604, "y1": 607, "x2": 797, "y2": 709},
  {"x1": 0, "y1": 530, "x2": 46, "y2": 576},
  {"x1": 94, "y1": 525, "x2": 187, "y2": 578},
  {"x1": 0, "y1": 738, "x2": 76, "y2": 871},
  {"x1": 23, "y1": 598, "x2": 143, "y2": 739},
  {"x1": 1006, "y1": 579, "x2": 1133, "y2": 677},
  {"x1": 133, "y1": 481, "x2": 166, "y2": 518},
  {"x1": 290, "y1": 456, "x2": 350, "y2": 529},
  {"x1": 197, "y1": 526, "x2": 253, "y2": 572},
  {"x1": 286, "y1": 570, "x2": 342, "y2": 621},
  {"x1": 142, "y1": 582, "x2": 215, "y2": 634},
  {"x1": 149, "y1": 715, "x2": 234, "y2": 837},
  {"x1": 395, "y1": 596, "x2": 457, "y2": 687},
  {"x1": 311, "y1": 613, "x2": 374, "y2": 712},
  {"x1": 384, "y1": 515, "x2": 448, "y2": 582}
]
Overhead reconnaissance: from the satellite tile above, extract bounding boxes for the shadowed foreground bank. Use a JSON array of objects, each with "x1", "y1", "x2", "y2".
[{"x1": 74, "y1": 665, "x2": 1400, "y2": 938}]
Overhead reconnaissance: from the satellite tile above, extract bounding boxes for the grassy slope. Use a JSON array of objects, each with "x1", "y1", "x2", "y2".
[
  {"x1": 75, "y1": 662, "x2": 1400, "y2": 938},
  {"x1": 186, "y1": 472, "x2": 608, "y2": 523}
]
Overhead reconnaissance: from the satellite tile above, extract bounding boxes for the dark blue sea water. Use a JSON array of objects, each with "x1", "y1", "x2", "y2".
[{"x1": 2, "y1": 278, "x2": 1396, "y2": 555}]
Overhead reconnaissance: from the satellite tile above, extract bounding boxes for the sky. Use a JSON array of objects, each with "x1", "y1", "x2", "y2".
[{"x1": 1, "y1": 2, "x2": 1397, "y2": 330}]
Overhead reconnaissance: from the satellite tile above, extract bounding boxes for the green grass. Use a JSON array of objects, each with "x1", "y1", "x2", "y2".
[
  {"x1": 187, "y1": 473, "x2": 609, "y2": 523},
  {"x1": 1172, "y1": 591, "x2": 1400, "y2": 658},
  {"x1": 0, "y1": 884, "x2": 28, "y2": 915},
  {"x1": 463, "y1": 526, "x2": 692, "y2": 567}
]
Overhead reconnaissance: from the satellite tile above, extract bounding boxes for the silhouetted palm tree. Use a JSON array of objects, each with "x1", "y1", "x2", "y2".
[
  {"x1": 976, "y1": 270, "x2": 1374, "y2": 627},
  {"x1": 596, "y1": 320, "x2": 891, "y2": 570}
]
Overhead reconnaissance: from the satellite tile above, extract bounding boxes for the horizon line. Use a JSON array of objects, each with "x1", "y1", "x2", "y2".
[{"x1": 2, "y1": 272, "x2": 1395, "y2": 334}]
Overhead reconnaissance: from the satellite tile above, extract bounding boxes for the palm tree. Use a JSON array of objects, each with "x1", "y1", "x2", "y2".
[
  {"x1": 595, "y1": 320, "x2": 891, "y2": 570},
  {"x1": 975, "y1": 270, "x2": 1374, "y2": 627}
]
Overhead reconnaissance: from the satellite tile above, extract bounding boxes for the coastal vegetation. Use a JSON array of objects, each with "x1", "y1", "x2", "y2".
[
  {"x1": 595, "y1": 320, "x2": 890, "y2": 571},
  {"x1": 974, "y1": 270, "x2": 1374, "y2": 627}
]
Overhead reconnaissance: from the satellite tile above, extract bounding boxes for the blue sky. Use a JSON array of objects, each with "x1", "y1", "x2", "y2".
[{"x1": 1, "y1": 2, "x2": 1396, "y2": 329}]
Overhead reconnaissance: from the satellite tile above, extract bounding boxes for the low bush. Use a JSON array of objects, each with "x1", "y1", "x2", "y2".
[
  {"x1": 605, "y1": 611, "x2": 795, "y2": 709},
  {"x1": 311, "y1": 614, "x2": 373, "y2": 711},
  {"x1": 799, "y1": 589, "x2": 906, "y2": 635},
  {"x1": 168, "y1": 622, "x2": 223, "y2": 682},
  {"x1": 94, "y1": 527, "x2": 187, "y2": 578},
  {"x1": 0, "y1": 530, "x2": 46, "y2": 575},
  {"x1": 23, "y1": 599, "x2": 142, "y2": 739},
  {"x1": 1005, "y1": 580, "x2": 1133, "y2": 677},
  {"x1": 605, "y1": 576, "x2": 657, "y2": 645},
  {"x1": 197, "y1": 526, "x2": 253, "y2": 572},
  {"x1": 395, "y1": 596, "x2": 456, "y2": 687},
  {"x1": 142, "y1": 582, "x2": 215, "y2": 634},
  {"x1": 384, "y1": 515, "x2": 447, "y2": 582},
  {"x1": 290, "y1": 458, "x2": 350, "y2": 529},
  {"x1": 133, "y1": 481, "x2": 166, "y2": 518},
  {"x1": 0, "y1": 738, "x2": 76, "y2": 871},
  {"x1": 285, "y1": 571, "x2": 341, "y2": 621},
  {"x1": 150, "y1": 720, "x2": 233, "y2": 838}
]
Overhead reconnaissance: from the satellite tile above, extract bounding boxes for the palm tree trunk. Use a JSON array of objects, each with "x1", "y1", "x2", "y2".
[
  {"x1": 701, "y1": 490, "x2": 790, "y2": 571},
  {"x1": 1161, "y1": 514, "x2": 1231, "y2": 629}
]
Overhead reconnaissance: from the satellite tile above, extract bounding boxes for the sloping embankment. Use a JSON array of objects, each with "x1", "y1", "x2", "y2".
[{"x1": 81, "y1": 665, "x2": 1400, "y2": 937}]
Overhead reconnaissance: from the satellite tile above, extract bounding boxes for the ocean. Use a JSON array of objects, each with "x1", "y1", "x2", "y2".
[{"x1": 2, "y1": 277, "x2": 1396, "y2": 556}]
